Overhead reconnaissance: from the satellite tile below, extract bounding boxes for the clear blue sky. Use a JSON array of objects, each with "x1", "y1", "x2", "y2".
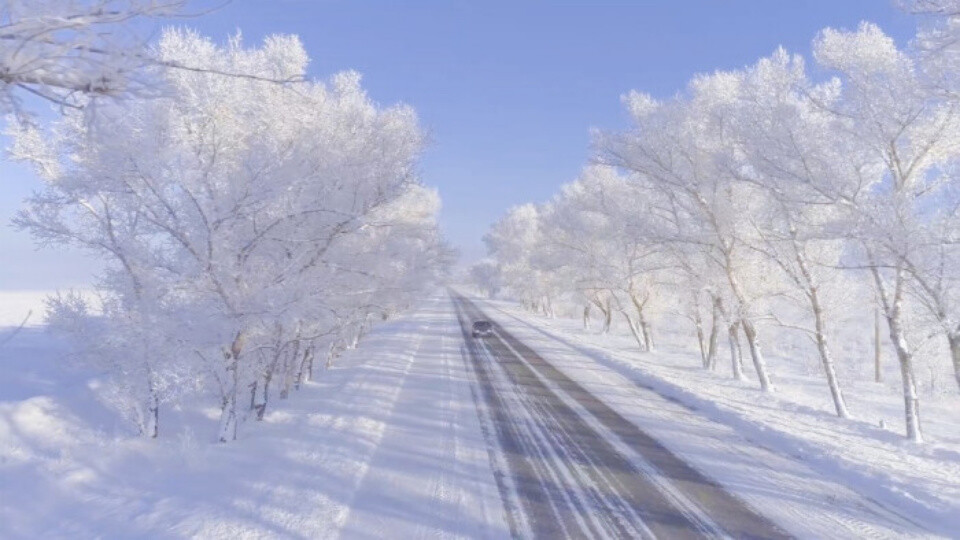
[{"x1": 0, "y1": 1, "x2": 918, "y2": 288}]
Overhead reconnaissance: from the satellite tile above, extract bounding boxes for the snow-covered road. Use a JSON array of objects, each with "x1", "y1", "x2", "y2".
[
  {"x1": 0, "y1": 290, "x2": 945, "y2": 538},
  {"x1": 453, "y1": 293, "x2": 790, "y2": 539},
  {"x1": 338, "y1": 296, "x2": 507, "y2": 538},
  {"x1": 462, "y1": 293, "x2": 940, "y2": 539}
]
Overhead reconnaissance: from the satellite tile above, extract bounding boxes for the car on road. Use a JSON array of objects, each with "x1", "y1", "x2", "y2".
[{"x1": 471, "y1": 320, "x2": 493, "y2": 338}]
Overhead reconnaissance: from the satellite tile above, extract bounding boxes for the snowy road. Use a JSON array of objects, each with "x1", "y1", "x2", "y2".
[
  {"x1": 1, "y1": 291, "x2": 939, "y2": 538},
  {"x1": 338, "y1": 297, "x2": 508, "y2": 539},
  {"x1": 452, "y1": 293, "x2": 789, "y2": 539}
]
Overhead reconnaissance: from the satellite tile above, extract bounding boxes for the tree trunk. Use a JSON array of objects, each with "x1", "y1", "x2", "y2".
[
  {"x1": 217, "y1": 334, "x2": 244, "y2": 443},
  {"x1": 217, "y1": 371, "x2": 238, "y2": 443},
  {"x1": 622, "y1": 311, "x2": 647, "y2": 352},
  {"x1": 218, "y1": 392, "x2": 237, "y2": 443},
  {"x1": 741, "y1": 319, "x2": 774, "y2": 392},
  {"x1": 326, "y1": 341, "x2": 341, "y2": 369},
  {"x1": 720, "y1": 249, "x2": 772, "y2": 390},
  {"x1": 872, "y1": 266, "x2": 923, "y2": 442},
  {"x1": 305, "y1": 347, "x2": 316, "y2": 381},
  {"x1": 540, "y1": 296, "x2": 555, "y2": 318},
  {"x1": 600, "y1": 299, "x2": 612, "y2": 334},
  {"x1": 706, "y1": 298, "x2": 720, "y2": 370},
  {"x1": 890, "y1": 316, "x2": 923, "y2": 442},
  {"x1": 583, "y1": 304, "x2": 591, "y2": 329},
  {"x1": 949, "y1": 330, "x2": 960, "y2": 393},
  {"x1": 695, "y1": 308, "x2": 707, "y2": 367},
  {"x1": 358, "y1": 314, "x2": 371, "y2": 343},
  {"x1": 630, "y1": 294, "x2": 654, "y2": 352},
  {"x1": 637, "y1": 310, "x2": 654, "y2": 352},
  {"x1": 295, "y1": 347, "x2": 313, "y2": 389},
  {"x1": 136, "y1": 368, "x2": 160, "y2": 438},
  {"x1": 279, "y1": 354, "x2": 291, "y2": 399},
  {"x1": 794, "y1": 244, "x2": 849, "y2": 417},
  {"x1": 812, "y1": 311, "x2": 850, "y2": 418},
  {"x1": 349, "y1": 326, "x2": 361, "y2": 349},
  {"x1": 875, "y1": 308, "x2": 883, "y2": 383},
  {"x1": 141, "y1": 390, "x2": 159, "y2": 439},
  {"x1": 591, "y1": 297, "x2": 611, "y2": 333},
  {"x1": 728, "y1": 322, "x2": 744, "y2": 381},
  {"x1": 253, "y1": 372, "x2": 270, "y2": 421},
  {"x1": 280, "y1": 340, "x2": 300, "y2": 399}
]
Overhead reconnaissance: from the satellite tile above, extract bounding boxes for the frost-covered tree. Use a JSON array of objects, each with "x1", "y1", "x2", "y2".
[
  {"x1": 814, "y1": 22, "x2": 960, "y2": 440},
  {"x1": 539, "y1": 166, "x2": 667, "y2": 351},
  {"x1": 911, "y1": 0, "x2": 960, "y2": 100},
  {"x1": 469, "y1": 259, "x2": 502, "y2": 299},
  {"x1": 725, "y1": 49, "x2": 880, "y2": 418},
  {"x1": 45, "y1": 290, "x2": 194, "y2": 437},
  {"x1": 0, "y1": 1, "x2": 306, "y2": 127},
  {"x1": 484, "y1": 204, "x2": 563, "y2": 317},
  {"x1": 898, "y1": 1, "x2": 960, "y2": 394},
  {"x1": 0, "y1": 1, "x2": 188, "y2": 116},
  {"x1": 598, "y1": 77, "x2": 779, "y2": 392},
  {"x1": 483, "y1": 10, "x2": 960, "y2": 442},
  {"x1": 14, "y1": 29, "x2": 447, "y2": 441}
]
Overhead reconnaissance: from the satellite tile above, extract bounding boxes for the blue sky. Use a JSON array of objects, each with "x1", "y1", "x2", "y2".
[{"x1": 1, "y1": 1, "x2": 919, "y2": 288}]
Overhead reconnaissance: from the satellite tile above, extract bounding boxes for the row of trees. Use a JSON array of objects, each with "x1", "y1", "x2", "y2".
[
  {"x1": 479, "y1": 3, "x2": 960, "y2": 442},
  {"x1": 10, "y1": 27, "x2": 451, "y2": 442}
]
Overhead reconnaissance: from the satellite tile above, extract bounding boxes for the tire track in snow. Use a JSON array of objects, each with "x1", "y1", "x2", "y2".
[
  {"x1": 453, "y1": 292, "x2": 792, "y2": 539},
  {"x1": 489, "y1": 325, "x2": 724, "y2": 537},
  {"x1": 457, "y1": 344, "x2": 530, "y2": 538},
  {"x1": 454, "y1": 297, "x2": 573, "y2": 538},
  {"x1": 485, "y1": 351, "x2": 609, "y2": 538},
  {"x1": 486, "y1": 299, "x2": 937, "y2": 539},
  {"x1": 456, "y1": 295, "x2": 662, "y2": 537},
  {"x1": 479, "y1": 337, "x2": 647, "y2": 538}
]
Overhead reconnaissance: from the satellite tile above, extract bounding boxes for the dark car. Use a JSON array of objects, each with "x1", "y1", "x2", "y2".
[{"x1": 471, "y1": 320, "x2": 493, "y2": 338}]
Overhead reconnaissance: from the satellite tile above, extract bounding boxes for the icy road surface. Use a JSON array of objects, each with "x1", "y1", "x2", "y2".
[
  {"x1": 454, "y1": 292, "x2": 935, "y2": 539},
  {"x1": 453, "y1": 293, "x2": 789, "y2": 539}
]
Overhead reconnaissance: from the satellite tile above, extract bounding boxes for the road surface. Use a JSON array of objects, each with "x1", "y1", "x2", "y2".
[{"x1": 452, "y1": 293, "x2": 791, "y2": 539}]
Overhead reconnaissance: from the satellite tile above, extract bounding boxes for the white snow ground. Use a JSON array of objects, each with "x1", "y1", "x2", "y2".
[
  {"x1": 3, "y1": 287, "x2": 958, "y2": 538},
  {"x1": 474, "y1": 295, "x2": 960, "y2": 538},
  {"x1": 0, "y1": 292, "x2": 507, "y2": 539},
  {"x1": 0, "y1": 290, "x2": 52, "y2": 328}
]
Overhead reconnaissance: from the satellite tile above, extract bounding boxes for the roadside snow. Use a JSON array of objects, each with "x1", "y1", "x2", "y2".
[
  {"x1": 0, "y1": 290, "x2": 50, "y2": 327},
  {"x1": 0, "y1": 293, "x2": 507, "y2": 539},
  {"x1": 477, "y1": 295, "x2": 960, "y2": 538},
  {"x1": 0, "y1": 289, "x2": 98, "y2": 329}
]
